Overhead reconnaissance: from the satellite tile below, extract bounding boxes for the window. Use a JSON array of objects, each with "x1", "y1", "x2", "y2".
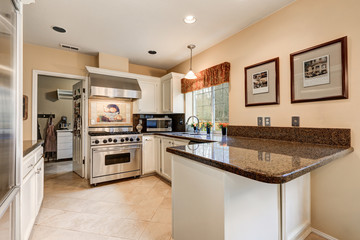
[{"x1": 193, "y1": 82, "x2": 229, "y2": 131}]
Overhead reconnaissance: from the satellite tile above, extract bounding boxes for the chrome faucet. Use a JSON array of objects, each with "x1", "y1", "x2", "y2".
[{"x1": 185, "y1": 116, "x2": 200, "y2": 133}]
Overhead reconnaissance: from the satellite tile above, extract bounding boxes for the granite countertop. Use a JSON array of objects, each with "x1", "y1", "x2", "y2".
[
  {"x1": 164, "y1": 132, "x2": 353, "y2": 184},
  {"x1": 23, "y1": 140, "x2": 44, "y2": 157}
]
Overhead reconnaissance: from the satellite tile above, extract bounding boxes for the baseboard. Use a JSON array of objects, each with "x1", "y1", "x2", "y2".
[
  {"x1": 288, "y1": 222, "x2": 311, "y2": 240},
  {"x1": 311, "y1": 228, "x2": 338, "y2": 240}
]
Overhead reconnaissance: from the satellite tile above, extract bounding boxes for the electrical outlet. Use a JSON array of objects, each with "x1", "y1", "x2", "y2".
[
  {"x1": 257, "y1": 117, "x2": 263, "y2": 126},
  {"x1": 292, "y1": 116, "x2": 300, "y2": 127},
  {"x1": 258, "y1": 151, "x2": 263, "y2": 161},
  {"x1": 265, "y1": 152, "x2": 271, "y2": 162},
  {"x1": 265, "y1": 117, "x2": 271, "y2": 126}
]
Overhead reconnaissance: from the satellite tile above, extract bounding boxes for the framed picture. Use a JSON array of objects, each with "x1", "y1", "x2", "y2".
[
  {"x1": 89, "y1": 99, "x2": 132, "y2": 127},
  {"x1": 290, "y1": 36, "x2": 348, "y2": 103},
  {"x1": 23, "y1": 95, "x2": 28, "y2": 120},
  {"x1": 245, "y1": 57, "x2": 279, "y2": 106}
]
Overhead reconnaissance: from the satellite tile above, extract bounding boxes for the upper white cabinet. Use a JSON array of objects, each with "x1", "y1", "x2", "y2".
[
  {"x1": 133, "y1": 76, "x2": 161, "y2": 114},
  {"x1": 161, "y1": 72, "x2": 185, "y2": 113}
]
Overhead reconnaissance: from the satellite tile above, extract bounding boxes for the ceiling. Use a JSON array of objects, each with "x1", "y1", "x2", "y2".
[{"x1": 23, "y1": 0, "x2": 295, "y2": 70}]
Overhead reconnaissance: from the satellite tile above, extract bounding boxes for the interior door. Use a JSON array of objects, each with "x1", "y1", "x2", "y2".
[{"x1": 72, "y1": 82, "x2": 84, "y2": 177}]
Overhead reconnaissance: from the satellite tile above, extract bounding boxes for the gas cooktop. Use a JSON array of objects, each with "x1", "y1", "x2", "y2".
[{"x1": 88, "y1": 131, "x2": 139, "y2": 136}]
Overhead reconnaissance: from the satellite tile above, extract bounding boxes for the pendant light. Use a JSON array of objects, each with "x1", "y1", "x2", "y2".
[{"x1": 185, "y1": 44, "x2": 197, "y2": 79}]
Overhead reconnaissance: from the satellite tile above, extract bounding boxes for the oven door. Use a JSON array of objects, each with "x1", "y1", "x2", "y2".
[{"x1": 91, "y1": 143, "x2": 141, "y2": 178}]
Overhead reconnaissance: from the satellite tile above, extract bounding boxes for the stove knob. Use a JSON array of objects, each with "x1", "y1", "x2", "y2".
[
  {"x1": 113, "y1": 139, "x2": 118, "y2": 143},
  {"x1": 103, "y1": 139, "x2": 107, "y2": 144},
  {"x1": 136, "y1": 137, "x2": 140, "y2": 142},
  {"x1": 130, "y1": 138, "x2": 134, "y2": 142},
  {"x1": 125, "y1": 137, "x2": 129, "y2": 141},
  {"x1": 108, "y1": 138, "x2": 112, "y2": 142},
  {"x1": 95, "y1": 140, "x2": 100, "y2": 144},
  {"x1": 121, "y1": 138, "x2": 125, "y2": 142}
]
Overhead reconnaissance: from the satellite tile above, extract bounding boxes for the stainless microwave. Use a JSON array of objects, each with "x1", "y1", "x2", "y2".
[{"x1": 146, "y1": 117, "x2": 172, "y2": 132}]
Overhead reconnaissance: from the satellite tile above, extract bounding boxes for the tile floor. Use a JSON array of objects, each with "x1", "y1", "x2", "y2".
[
  {"x1": 30, "y1": 161, "x2": 325, "y2": 240},
  {"x1": 30, "y1": 161, "x2": 172, "y2": 240}
]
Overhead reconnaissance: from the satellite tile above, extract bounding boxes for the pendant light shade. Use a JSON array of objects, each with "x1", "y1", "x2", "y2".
[{"x1": 185, "y1": 44, "x2": 197, "y2": 79}]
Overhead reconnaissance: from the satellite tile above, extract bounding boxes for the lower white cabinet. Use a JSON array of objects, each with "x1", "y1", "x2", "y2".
[
  {"x1": 142, "y1": 135, "x2": 189, "y2": 181},
  {"x1": 57, "y1": 130, "x2": 73, "y2": 160},
  {"x1": 159, "y1": 137, "x2": 190, "y2": 181},
  {"x1": 21, "y1": 146, "x2": 44, "y2": 240},
  {"x1": 142, "y1": 136, "x2": 156, "y2": 174}
]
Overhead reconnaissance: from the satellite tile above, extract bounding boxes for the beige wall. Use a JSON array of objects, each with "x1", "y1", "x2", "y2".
[
  {"x1": 23, "y1": 43, "x2": 98, "y2": 140},
  {"x1": 169, "y1": 0, "x2": 360, "y2": 238},
  {"x1": 37, "y1": 76, "x2": 79, "y2": 139},
  {"x1": 98, "y1": 52, "x2": 129, "y2": 72},
  {"x1": 129, "y1": 63, "x2": 167, "y2": 77}
]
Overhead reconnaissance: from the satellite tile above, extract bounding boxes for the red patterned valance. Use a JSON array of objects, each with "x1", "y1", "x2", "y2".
[{"x1": 181, "y1": 62, "x2": 230, "y2": 94}]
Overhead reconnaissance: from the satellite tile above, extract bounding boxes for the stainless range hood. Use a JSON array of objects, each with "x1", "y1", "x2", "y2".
[{"x1": 86, "y1": 66, "x2": 142, "y2": 99}]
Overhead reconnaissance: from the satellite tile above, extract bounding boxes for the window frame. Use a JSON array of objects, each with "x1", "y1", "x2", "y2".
[{"x1": 192, "y1": 83, "x2": 229, "y2": 132}]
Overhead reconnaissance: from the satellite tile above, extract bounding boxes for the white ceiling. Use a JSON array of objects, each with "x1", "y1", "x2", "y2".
[{"x1": 23, "y1": 0, "x2": 295, "y2": 70}]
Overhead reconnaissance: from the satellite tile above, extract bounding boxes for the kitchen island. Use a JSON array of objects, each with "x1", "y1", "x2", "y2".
[{"x1": 166, "y1": 127, "x2": 353, "y2": 240}]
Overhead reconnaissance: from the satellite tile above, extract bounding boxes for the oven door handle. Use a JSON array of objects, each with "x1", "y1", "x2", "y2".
[{"x1": 92, "y1": 145, "x2": 141, "y2": 153}]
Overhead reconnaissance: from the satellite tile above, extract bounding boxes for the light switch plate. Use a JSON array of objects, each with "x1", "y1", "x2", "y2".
[
  {"x1": 292, "y1": 116, "x2": 300, "y2": 127},
  {"x1": 257, "y1": 117, "x2": 263, "y2": 126},
  {"x1": 265, "y1": 117, "x2": 271, "y2": 126}
]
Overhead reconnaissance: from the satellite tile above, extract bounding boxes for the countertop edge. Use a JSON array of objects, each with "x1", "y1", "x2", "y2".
[
  {"x1": 23, "y1": 140, "x2": 44, "y2": 157},
  {"x1": 166, "y1": 142, "x2": 354, "y2": 184}
]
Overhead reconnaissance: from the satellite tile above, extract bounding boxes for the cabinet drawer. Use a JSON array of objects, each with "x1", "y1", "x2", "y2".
[
  {"x1": 57, "y1": 136, "x2": 73, "y2": 143},
  {"x1": 23, "y1": 156, "x2": 36, "y2": 179},
  {"x1": 35, "y1": 147, "x2": 43, "y2": 162},
  {"x1": 57, "y1": 142, "x2": 73, "y2": 150},
  {"x1": 57, "y1": 149, "x2": 72, "y2": 159}
]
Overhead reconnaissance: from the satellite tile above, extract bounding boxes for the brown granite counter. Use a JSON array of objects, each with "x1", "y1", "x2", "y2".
[
  {"x1": 23, "y1": 140, "x2": 44, "y2": 157},
  {"x1": 165, "y1": 132, "x2": 353, "y2": 184}
]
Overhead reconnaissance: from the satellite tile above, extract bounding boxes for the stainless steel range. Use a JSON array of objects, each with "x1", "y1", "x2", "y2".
[{"x1": 89, "y1": 129, "x2": 142, "y2": 186}]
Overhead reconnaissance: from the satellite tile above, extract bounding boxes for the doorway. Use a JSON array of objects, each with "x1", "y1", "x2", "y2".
[{"x1": 32, "y1": 70, "x2": 87, "y2": 178}]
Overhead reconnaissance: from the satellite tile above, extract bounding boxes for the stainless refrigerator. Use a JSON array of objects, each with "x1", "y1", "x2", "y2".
[{"x1": 0, "y1": 0, "x2": 21, "y2": 239}]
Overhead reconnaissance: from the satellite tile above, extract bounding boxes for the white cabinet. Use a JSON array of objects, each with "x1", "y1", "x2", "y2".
[
  {"x1": 159, "y1": 137, "x2": 190, "y2": 181},
  {"x1": 134, "y1": 78, "x2": 161, "y2": 113},
  {"x1": 160, "y1": 72, "x2": 185, "y2": 113},
  {"x1": 154, "y1": 136, "x2": 161, "y2": 174},
  {"x1": 21, "y1": 170, "x2": 36, "y2": 240},
  {"x1": 57, "y1": 130, "x2": 73, "y2": 160},
  {"x1": 21, "y1": 146, "x2": 44, "y2": 240},
  {"x1": 142, "y1": 136, "x2": 156, "y2": 174},
  {"x1": 35, "y1": 158, "x2": 44, "y2": 213}
]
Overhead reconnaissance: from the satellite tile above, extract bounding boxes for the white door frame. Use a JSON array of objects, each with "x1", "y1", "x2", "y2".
[{"x1": 32, "y1": 70, "x2": 88, "y2": 178}]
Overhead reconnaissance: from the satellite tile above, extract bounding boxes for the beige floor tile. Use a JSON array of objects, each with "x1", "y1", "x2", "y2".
[
  {"x1": 35, "y1": 208, "x2": 66, "y2": 224},
  {"x1": 159, "y1": 197, "x2": 172, "y2": 209},
  {"x1": 151, "y1": 208, "x2": 172, "y2": 224},
  {"x1": 30, "y1": 225, "x2": 107, "y2": 240},
  {"x1": 127, "y1": 206, "x2": 157, "y2": 221},
  {"x1": 80, "y1": 200, "x2": 118, "y2": 215},
  {"x1": 129, "y1": 185, "x2": 153, "y2": 195},
  {"x1": 305, "y1": 233, "x2": 327, "y2": 240},
  {"x1": 42, "y1": 196, "x2": 88, "y2": 212},
  {"x1": 139, "y1": 196, "x2": 165, "y2": 209},
  {"x1": 92, "y1": 216, "x2": 148, "y2": 239},
  {"x1": 105, "y1": 203, "x2": 134, "y2": 218},
  {"x1": 146, "y1": 187, "x2": 170, "y2": 198},
  {"x1": 139, "y1": 222, "x2": 172, "y2": 240}
]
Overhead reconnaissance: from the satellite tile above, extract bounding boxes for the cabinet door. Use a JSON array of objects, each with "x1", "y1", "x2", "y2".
[
  {"x1": 161, "y1": 138, "x2": 174, "y2": 180},
  {"x1": 21, "y1": 170, "x2": 36, "y2": 240},
  {"x1": 138, "y1": 81, "x2": 158, "y2": 113},
  {"x1": 35, "y1": 158, "x2": 44, "y2": 214},
  {"x1": 162, "y1": 79, "x2": 172, "y2": 113},
  {"x1": 142, "y1": 136, "x2": 156, "y2": 174},
  {"x1": 154, "y1": 137, "x2": 161, "y2": 174},
  {"x1": 174, "y1": 139, "x2": 190, "y2": 147}
]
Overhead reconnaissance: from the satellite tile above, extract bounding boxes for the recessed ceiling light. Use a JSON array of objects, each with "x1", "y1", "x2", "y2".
[
  {"x1": 184, "y1": 15, "x2": 196, "y2": 24},
  {"x1": 148, "y1": 50, "x2": 157, "y2": 55},
  {"x1": 52, "y1": 26, "x2": 66, "y2": 33}
]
